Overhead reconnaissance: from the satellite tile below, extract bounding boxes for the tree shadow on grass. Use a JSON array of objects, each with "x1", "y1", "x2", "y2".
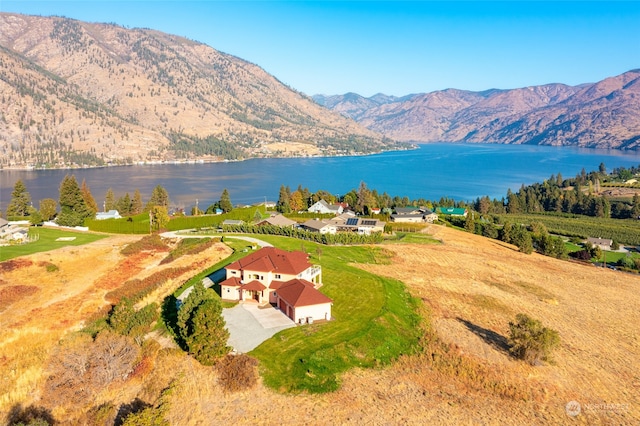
[
  {"x1": 6, "y1": 404, "x2": 56, "y2": 425},
  {"x1": 457, "y1": 317, "x2": 510, "y2": 355},
  {"x1": 115, "y1": 398, "x2": 153, "y2": 426},
  {"x1": 161, "y1": 294, "x2": 187, "y2": 351}
]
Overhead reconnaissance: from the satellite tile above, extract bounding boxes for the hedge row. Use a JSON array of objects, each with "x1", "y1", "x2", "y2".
[{"x1": 221, "y1": 223, "x2": 384, "y2": 245}]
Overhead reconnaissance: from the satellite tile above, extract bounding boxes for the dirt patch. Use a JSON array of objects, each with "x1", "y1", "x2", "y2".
[
  {"x1": 0, "y1": 286, "x2": 39, "y2": 312},
  {"x1": 0, "y1": 258, "x2": 33, "y2": 272}
]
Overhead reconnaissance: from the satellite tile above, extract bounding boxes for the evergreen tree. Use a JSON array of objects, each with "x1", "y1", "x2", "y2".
[
  {"x1": 276, "y1": 185, "x2": 291, "y2": 213},
  {"x1": 105, "y1": 188, "x2": 116, "y2": 211},
  {"x1": 6, "y1": 180, "x2": 31, "y2": 217},
  {"x1": 184, "y1": 298, "x2": 230, "y2": 365},
  {"x1": 57, "y1": 174, "x2": 91, "y2": 226},
  {"x1": 356, "y1": 181, "x2": 375, "y2": 214},
  {"x1": 297, "y1": 185, "x2": 311, "y2": 209},
  {"x1": 219, "y1": 189, "x2": 233, "y2": 213},
  {"x1": 29, "y1": 206, "x2": 43, "y2": 225},
  {"x1": 117, "y1": 193, "x2": 132, "y2": 215},
  {"x1": 482, "y1": 222, "x2": 499, "y2": 239},
  {"x1": 506, "y1": 189, "x2": 521, "y2": 214},
  {"x1": 131, "y1": 189, "x2": 143, "y2": 215},
  {"x1": 147, "y1": 185, "x2": 170, "y2": 210},
  {"x1": 80, "y1": 179, "x2": 98, "y2": 216},
  {"x1": 599, "y1": 162, "x2": 607, "y2": 175},
  {"x1": 511, "y1": 226, "x2": 533, "y2": 254},
  {"x1": 464, "y1": 211, "x2": 475, "y2": 232}
]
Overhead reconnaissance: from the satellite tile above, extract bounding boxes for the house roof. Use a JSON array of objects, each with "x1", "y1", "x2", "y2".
[
  {"x1": 220, "y1": 277, "x2": 242, "y2": 288},
  {"x1": 222, "y1": 219, "x2": 244, "y2": 225},
  {"x1": 309, "y1": 199, "x2": 341, "y2": 212},
  {"x1": 436, "y1": 207, "x2": 467, "y2": 215},
  {"x1": 0, "y1": 218, "x2": 8, "y2": 228},
  {"x1": 258, "y1": 214, "x2": 297, "y2": 227},
  {"x1": 587, "y1": 237, "x2": 613, "y2": 245},
  {"x1": 225, "y1": 246, "x2": 312, "y2": 275},
  {"x1": 242, "y1": 280, "x2": 267, "y2": 291},
  {"x1": 276, "y1": 279, "x2": 332, "y2": 307},
  {"x1": 394, "y1": 207, "x2": 422, "y2": 214},
  {"x1": 301, "y1": 219, "x2": 333, "y2": 231},
  {"x1": 336, "y1": 217, "x2": 385, "y2": 229}
]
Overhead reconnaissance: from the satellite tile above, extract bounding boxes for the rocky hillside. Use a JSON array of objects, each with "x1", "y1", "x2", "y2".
[
  {"x1": 315, "y1": 70, "x2": 640, "y2": 150},
  {"x1": 0, "y1": 13, "x2": 398, "y2": 169}
]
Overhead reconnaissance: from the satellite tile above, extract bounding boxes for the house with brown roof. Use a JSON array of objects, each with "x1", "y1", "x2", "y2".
[
  {"x1": 301, "y1": 218, "x2": 337, "y2": 234},
  {"x1": 219, "y1": 247, "x2": 331, "y2": 322},
  {"x1": 275, "y1": 279, "x2": 333, "y2": 323},
  {"x1": 390, "y1": 207, "x2": 438, "y2": 223},
  {"x1": 256, "y1": 214, "x2": 298, "y2": 229},
  {"x1": 587, "y1": 237, "x2": 613, "y2": 251}
]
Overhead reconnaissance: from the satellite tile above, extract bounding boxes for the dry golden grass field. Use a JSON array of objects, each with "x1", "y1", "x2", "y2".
[{"x1": 1, "y1": 226, "x2": 638, "y2": 425}]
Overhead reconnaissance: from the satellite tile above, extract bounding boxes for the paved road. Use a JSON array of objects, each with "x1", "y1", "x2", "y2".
[{"x1": 160, "y1": 230, "x2": 273, "y2": 248}]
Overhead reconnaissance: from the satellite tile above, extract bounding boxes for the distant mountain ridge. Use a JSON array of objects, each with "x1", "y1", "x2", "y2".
[
  {"x1": 0, "y1": 13, "x2": 398, "y2": 168},
  {"x1": 313, "y1": 70, "x2": 640, "y2": 150}
]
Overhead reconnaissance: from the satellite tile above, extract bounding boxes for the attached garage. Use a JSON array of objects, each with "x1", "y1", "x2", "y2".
[{"x1": 275, "y1": 279, "x2": 333, "y2": 323}]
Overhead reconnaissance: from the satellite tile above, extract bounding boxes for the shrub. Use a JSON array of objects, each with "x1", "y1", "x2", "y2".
[
  {"x1": 569, "y1": 249, "x2": 592, "y2": 261},
  {"x1": 5, "y1": 404, "x2": 56, "y2": 426},
  {"x1": 42, "y1": 332, "x2": 140, "y2": 406},
  {"x1": 215, "y1": 354, "x2": 259, "y2": 393},
  {"x1": 507, "y1": 313, "x2": 560, "y2": 365},
  {"x1": 120, "y1": 234, "x2": 168, "y2": 255}
]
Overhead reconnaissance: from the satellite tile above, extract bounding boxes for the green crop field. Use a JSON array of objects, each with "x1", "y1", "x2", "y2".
[
  {"x1": 0, "y1": 227, "x2": 108, "y2": 261},
  {"x1": 497, "y1": 213, "x2": 640, "y2": 246}
]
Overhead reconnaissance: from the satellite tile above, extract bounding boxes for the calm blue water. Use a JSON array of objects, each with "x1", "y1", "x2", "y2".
[{"x1": 1, "y1": 143, "x2": 639, "y2": 212}]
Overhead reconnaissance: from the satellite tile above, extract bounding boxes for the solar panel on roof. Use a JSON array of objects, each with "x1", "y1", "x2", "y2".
[
  {"x1": 346, "y1": 218, "x2": 359, "y2": 226},
  {"x1": 362, "y1": 220, "x2": 376, "y2": 226}
]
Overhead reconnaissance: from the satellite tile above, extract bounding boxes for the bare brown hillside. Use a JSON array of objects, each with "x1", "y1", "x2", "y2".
[
  {"x1": 319, "y1": 70, "x2": 640, "y2": 150},
  {"x1": 1, "y1": 227, "x2": 638, "y2": 424},
  {"x1": 0, "y1": 13, "x2": 395, "y2": 169}
]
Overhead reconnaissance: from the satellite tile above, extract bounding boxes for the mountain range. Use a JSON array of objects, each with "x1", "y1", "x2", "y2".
[
  {"x1": 1, "y1": 13, "x2": 638, "y2": 170},
  {"x1": 314, "y1": 69, "x2": 640, "y2": 150},
  {"x1": 0, "y1": 13, "x2": 395, "y2": 168}
]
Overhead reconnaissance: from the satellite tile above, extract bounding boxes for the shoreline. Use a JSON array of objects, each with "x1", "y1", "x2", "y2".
[{"x1": 0, "y1": 144, "x2": 418, "y2": 172}]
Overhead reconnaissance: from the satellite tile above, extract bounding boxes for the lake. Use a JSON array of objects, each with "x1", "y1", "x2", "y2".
[{"x1": 2, "y1": 143, "x2": 640, "y2": 212}]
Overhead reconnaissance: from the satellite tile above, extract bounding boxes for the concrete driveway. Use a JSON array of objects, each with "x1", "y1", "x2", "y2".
[{"x1": 222, "y1": 303, "x2": 295, "y2": 353}]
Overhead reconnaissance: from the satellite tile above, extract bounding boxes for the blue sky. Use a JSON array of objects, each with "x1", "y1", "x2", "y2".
[{"x1": 2, "y1": 1, "x2": 638, "y2": 97}]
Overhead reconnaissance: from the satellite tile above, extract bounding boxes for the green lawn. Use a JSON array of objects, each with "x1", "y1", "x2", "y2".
[
  {"x1": 595, "y1": 250, "x2": 640, "y2": 265},
  {"x1": 247, "y1": 236, "x2": 422, "y2": 393},
  {"x1": 0, "y1": 227, "x2": 108, "y2": 261}
]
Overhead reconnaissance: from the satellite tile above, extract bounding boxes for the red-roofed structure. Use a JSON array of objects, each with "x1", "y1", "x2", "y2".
[
  {"x1": 276, "y1": 279, "x2": 333, "y2": 323},
  {"x1": 220, "y1": 247, "x2": 330, "y2": 322}
]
